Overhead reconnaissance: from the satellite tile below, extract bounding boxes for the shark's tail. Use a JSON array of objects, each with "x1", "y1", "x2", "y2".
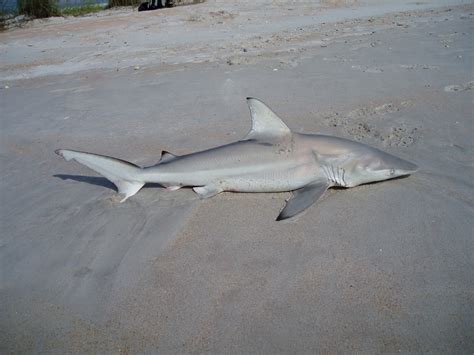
[{"x1": 55, "y1": 149, "x2": 145, "y2": 202}]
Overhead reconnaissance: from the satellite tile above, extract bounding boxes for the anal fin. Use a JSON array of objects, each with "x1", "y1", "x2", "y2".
[
  {"x1": 193, "y1": 184, "x2": 223, "y2": 199},
  {"x1": 277, "y1": 181, "x2": 329, "y2": 221},
  {"x1": 165, "y1": 185, "x2": 182, "y2": 191}
]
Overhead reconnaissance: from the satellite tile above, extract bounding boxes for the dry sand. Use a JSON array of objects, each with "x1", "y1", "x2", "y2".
[{"x1": 1, "y1": 0, "x2": 473, "y2": 352}]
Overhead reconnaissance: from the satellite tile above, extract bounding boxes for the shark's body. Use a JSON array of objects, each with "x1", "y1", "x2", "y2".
[{"x1": 56, "y1": 98, "x2": 418, "y2": 220}]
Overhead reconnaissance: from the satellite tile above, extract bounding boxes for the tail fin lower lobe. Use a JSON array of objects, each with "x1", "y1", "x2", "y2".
[{"x1": 55, "y1": 149, "x2": 145, "y2": 201}]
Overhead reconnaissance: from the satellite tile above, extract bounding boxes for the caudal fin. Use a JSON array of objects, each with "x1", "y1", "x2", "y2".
[{"x1": 55, "y1": 149, "x2": 145, "y2": 202}]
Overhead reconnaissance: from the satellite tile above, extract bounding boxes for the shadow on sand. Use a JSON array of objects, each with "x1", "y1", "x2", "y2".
[{"x1": 54, "y1": 174, "x2": 162, "y2": 191}]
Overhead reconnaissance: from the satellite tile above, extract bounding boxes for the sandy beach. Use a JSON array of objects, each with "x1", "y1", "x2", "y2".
[{"x1": 1, "y1": 0, "x2": 473, "y2": 352}]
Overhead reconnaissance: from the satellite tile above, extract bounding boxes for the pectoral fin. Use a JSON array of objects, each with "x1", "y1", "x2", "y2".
[{"x1": 277, "y1": 181, "x2": 330, "y2": 221}]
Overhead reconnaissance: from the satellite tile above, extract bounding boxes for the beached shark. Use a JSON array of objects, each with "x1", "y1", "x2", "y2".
[{"x1": 56, "y1": 98, "x2": 418, "y2": 220}]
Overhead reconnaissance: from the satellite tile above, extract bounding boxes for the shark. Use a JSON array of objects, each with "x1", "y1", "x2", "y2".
[{"x1": 55, "y1": 98, "x2": 418, "y2": 220}]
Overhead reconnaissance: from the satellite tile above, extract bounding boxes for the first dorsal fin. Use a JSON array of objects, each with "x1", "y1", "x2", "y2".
[
  {"x1": 159, "y1": 150, "x2": 179, "y2": 164},
  {"x1": 244, "y1": 97, "x2": 291, "y2": 140}
]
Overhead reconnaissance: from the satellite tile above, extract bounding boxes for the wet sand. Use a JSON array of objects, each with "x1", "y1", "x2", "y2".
[{"x1": 1, "y1": 0, "x2": 473, "y2": 352}]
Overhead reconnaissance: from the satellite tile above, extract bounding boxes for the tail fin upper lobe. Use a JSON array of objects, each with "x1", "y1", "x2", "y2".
[{"x1": 55, "y1": 149, "x2": 145, "y2": 202}]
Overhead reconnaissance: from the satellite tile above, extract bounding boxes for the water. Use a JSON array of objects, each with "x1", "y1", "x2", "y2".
[{"x1": 2, "y1": 0, "x2": 106, "y2": 13}]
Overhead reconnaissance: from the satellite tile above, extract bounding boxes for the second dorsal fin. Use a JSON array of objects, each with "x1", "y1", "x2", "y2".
[
  {"x1": 159, "y1": 150, "x2": 179, "y2": 164},
  {"x1": 243, "y1": 97, "x2": 292, "y2": 140}
]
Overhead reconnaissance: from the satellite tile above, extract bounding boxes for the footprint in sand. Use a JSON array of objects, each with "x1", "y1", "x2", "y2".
[
  {"x1": 351, "y1": 65, "x2": 383, "y2": 73},
  {"x1": 444, "y1": 81, "x2": 474, "y2": 92},
  {"x1": 400, "y1": 64, "x2": 439, "y2": 70}
]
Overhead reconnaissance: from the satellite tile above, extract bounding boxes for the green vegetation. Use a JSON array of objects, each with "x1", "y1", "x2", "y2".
[
  {"x1": 8, "y1": 0, "x2": 145, "y2": 21},
  {"x1": 107, "y1": 0, "x2": 140, "y2": 8},
  {"x1": 61, "y1": 3, "x2": 104, "y2": 16},
  {"x1": 18, "y1": 0, "x2": 60, "y2": 18},
  {"x1": 15, "y1": 0, "x2": 106, "y2": 19}
]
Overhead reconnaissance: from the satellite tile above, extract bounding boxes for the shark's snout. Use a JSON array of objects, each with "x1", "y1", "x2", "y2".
[
  {"x1": 392, "y1": 158, "x2": 418, "y2": 176},
  {"x1": 375, "y1": 149, "x2": 418, "y2": 176}
]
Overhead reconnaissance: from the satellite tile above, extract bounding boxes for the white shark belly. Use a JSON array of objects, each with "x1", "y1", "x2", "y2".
[
  {"x1": 144, "y1": 151, "x2": 323, "y2": 192},
  {"x1": 218, "y1": 163, "x2": 323, "y2": 192}
]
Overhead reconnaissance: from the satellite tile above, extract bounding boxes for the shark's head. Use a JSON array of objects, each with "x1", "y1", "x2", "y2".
[{"x1": 345, "y1": 148, "x2": 418, "y2": 187}]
